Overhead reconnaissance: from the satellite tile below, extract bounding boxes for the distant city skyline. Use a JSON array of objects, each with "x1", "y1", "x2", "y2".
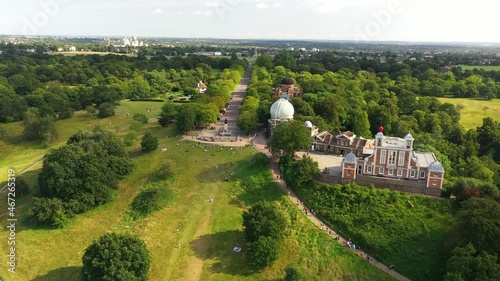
[{"x1": 1, "y1": 0, "x2": 499, "y2": 43}]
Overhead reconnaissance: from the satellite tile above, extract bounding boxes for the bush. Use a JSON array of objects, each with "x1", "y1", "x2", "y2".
[
  {"x1": 82, "y1": 233, "x2": 150, "y2": 281},
  {"x1": 27, "y1": 197, "x2": 70, "y2": 228},
  {"x1": 248, "y1": 236, "x2": 280, "y2": 268},
  {"x1": 141, "y1": 132, "x2": 158, "y2": 152},
  {"x1": 130, "y1": 185, "x2": 175, "y2": 219},
  {"x1": 133, "y1": 113, "x2": 148, "y2": 124},
  {"x1": 284, "y1": 266, "x2": 303, "y2": 281},
  {"x1": 16, "y1": 177, "x2": 30, "y2": 196},
  {"x1": 98, "y1": 102, "x2": 115, "y2": 118},
  {"x1": 250, "y1": 153, "x2": 269, "y2": 169},
  {"x1": 123, "y1": 131, "x2": 137, "y2": 147}
]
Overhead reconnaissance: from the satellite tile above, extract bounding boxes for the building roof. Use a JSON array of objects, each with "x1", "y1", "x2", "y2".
[
  {"x1": 305, "y1": 121, "x2": 313, "y2": 128},
  {"x1": 197, "y1": 81, "x2": 207, "y2": 89},
  {"x1": 404, "y1": 132, "x2": 415, "y2": 141},
  {"x1": 281, "y1": 77, "x2": 295, "y2": 85},
  {"x1": 343, "y1": 152, "x2": 358, "y2": 164},
  {"x1": 428, "y1": 161, "x2": 445, "y2": 173},
  {"x1": 270, "y1": 98, "x2": 294, "y2": 120},
  {"x1": 315, "y1": 131, "x2": 333, "y2": 144},
  {"x1": 413, "y1": 152, "x2": 437, "y2": 168}
]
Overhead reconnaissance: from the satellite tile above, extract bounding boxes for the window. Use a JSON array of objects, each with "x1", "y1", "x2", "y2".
[
  {"x1": 398, "y1": 152, "x2": 405, "y2": 166},
  {"x1": 388, "y1": 168, "x2": 394, "y2": 175},
  {"x1": 347, "y1": 170, "x2": 351, "y2": 176},
  {"x1": 380, "y1": 150, "x2": 386, "y2": 164},
  {"x1": 432, "y1": 180, "x2": 437, "y2": 185},
  {"x1": 388, "y1": 151, "x2": 397, "y2": 165},
  {"x1": 379, "y1": 167, "x2": 385, "y2": 174},
  {"x1": 367, "y1": 166, "x2": 372, "y2": 173},
  {"x1": 420, "y1": 172, "x2": 426, "y2": 179},
  {"x1": 397, "y1": 169, "x2": 403, "y2": 177},
  {"x1": 410, "y1": 170, "x2": 416, "y2": 178}
]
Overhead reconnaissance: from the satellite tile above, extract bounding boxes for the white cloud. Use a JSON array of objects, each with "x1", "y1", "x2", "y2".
[
  {"x1": 273, "y1": 3, "x2": 283, "y2": 7},
  {"x1": 256, "y1": 3, "x2": 269, "y2": 9},
  {"x1": 153, "y1": 8, "x2": 164, "y2": 14},
  {"x1": 300, "y1": 0, "x2": 389, "y2": 14}
]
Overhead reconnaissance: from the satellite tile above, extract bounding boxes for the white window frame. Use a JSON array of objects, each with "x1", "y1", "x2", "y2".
[
  {"x1": 388, "y1": 168, "x2": 394, "y2": 175},
  {"x1": 398, "y1": 152, "x2": 405, "y2": 166},
  {"x1": 388, "y1": 151, "x2": 397, "y2": 165},
  {"x1": 420, "y1": 171, "x2": 426, "y2": 179},
  {"x1": 432, "y1": 180, "x2": 437, "y2": 185},
  {"x1": 367, "y1": 166, "x2": 372, "y2": 173},
  {"x1": 379, "y1": 167, "x2": 385, "y2": 175},
  {"x1": 380, "y1": 150, "x2": 386, "y2": 164},
  {"x1": 397, "y1": 169, "x2": 403, "y2": 177},
  {"x1": 347, "y1": 170, "x2": 351, "y2": 176},
  {"x1": 410, "y1": 170, "x2": 416, "y2": 178}
]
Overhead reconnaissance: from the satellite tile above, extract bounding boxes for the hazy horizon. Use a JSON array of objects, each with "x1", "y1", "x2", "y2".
[{"x1": 1, "y1": 0, "x2": 500, "y2": 44}]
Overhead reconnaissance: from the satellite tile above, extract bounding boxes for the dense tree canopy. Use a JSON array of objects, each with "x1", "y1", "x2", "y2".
[
  {"x1": 82, "y1": 233, "x2": 151, "y2": 281},
  {"x1": 268, "y1": 121, "x2": 311, "y2": 157}
]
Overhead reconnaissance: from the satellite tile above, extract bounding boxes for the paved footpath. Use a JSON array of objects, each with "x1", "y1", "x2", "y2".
[{"x1": 252, "y1": 134, "x2": 411, "y2": 281}]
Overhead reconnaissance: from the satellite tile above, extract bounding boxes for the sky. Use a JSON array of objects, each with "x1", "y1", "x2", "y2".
[{"x1": 0, "y1": 0, "x2": 499, "y2": 43}]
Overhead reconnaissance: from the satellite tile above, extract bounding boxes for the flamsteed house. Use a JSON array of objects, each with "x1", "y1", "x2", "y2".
[{"x1": 339, "y1": 128, "x2": 445, "y2": 196}]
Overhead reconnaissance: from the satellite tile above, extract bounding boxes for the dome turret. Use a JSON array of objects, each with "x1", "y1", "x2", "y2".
[{"x1": 270, "y1": 98, "x2": 295, "y2": 120}]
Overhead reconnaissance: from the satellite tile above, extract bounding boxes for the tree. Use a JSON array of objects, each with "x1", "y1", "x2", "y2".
[
  {"x1": 141, "y1": 132, "x2": 159, "y2": 152},
  {"x1": 248, "y1": 236, "x2": 280, "y2": 268},
  {"x1": 36, "y1": 129, "x2": 132, "y2": 219},
  {"x1": 242, "y1": 201, "x2": 288, "y2": 243},
  {"x1": 82, "y1": 233, "x2": 151, "y2": 281},
  {"x1": 454, "y1": 198, "x2": 500, "y2": 255},
  {"x1": 237, "y1": 111, "x2": 258, "y2": 134},
  {"x1": 23, "y1": 108, "x2": 58, "y2": 143},
  {"x1": 0, "y1": 125, "x2": 6, "y2": 139},
  {"x1": 98, "y1": 102, "x2": 115, "y2": 118},
  {"x1": 268, "y1": 121, "x2": 311, "y2": 157},
  {"x1": 176, "y1": 106, "x2": 196, "y2": 133},
  {"x1": 286, "y1": 156, "x2": 320, "y2": 188},
  {"x1": 27, "y1": 197, "x2": 70, "y2": 228},
  {"x1": 445, "y1": 243, "x2": 500, "y2": 281},
  {"x1": 352, "y1": 111, "x2": 372, "y2": 138},
  {"x1": 255, "y1": 54, "x2": 273, "y2": 70}
]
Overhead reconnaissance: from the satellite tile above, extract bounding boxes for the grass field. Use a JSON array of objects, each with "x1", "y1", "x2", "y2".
[
  {"x1": 458, "y1": 65, "x2": 500, "y2": 71},
  {"x1": 0, "y1": 105, "x2": 391, "y2": 280},
  {"x1": 438, "y1": 97, "x2": 500, "y2": 129}
]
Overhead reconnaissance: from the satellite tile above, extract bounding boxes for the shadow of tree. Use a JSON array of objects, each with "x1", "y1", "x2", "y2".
[
  {"x1": 190, "y1": 230, "x2": 255, "y2": 276},
  {"x1": 31, "y1": 266, "x2": 81, "y2": 281}
]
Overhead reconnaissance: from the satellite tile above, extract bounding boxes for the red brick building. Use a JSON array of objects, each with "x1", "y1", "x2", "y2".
[{"x1": 341, "y1": 128, "x2": 445, "y2": 190}]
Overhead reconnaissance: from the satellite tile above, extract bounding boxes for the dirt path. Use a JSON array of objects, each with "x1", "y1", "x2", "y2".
[{"x1": 0, "y1": 159, "x2": 43, "y2": 192}]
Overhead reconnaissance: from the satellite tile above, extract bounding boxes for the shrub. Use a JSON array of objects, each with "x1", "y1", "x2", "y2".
[
  {"x1": 27, "y1": 197, "x2": 70, "y2": 228},
  {"x1": 16, "y1": 177, "x2": 30, "y2": 196},
  {"x1": 133, "y1": 113, "x2": 148, "y2": 124},
  {"x1": 98, "y1": 102, "x2": 115, "y2": 118},
  {"x1": 141, "y1": 132, "x2": 158, "y2": 152},
  {"x1": 284, "y1": 266, "x2": 304, "y2": 281},
  {"x1": 130, "y1": 185, "x2": 175, "y2": 219},
  {"x1": 250, "y1": 153, "x2": 269, "y2": 169},
  {"x1": 82, "y1": 233, "x2": 150, "y2": 281}
]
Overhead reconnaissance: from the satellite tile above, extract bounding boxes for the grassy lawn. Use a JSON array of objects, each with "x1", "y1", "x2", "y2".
[
  {"x1": 0, "y1": 100, "x2": 163, "y2": 184},
  {"x1": 288, "y1": 183, "x2": 455, "y2": 281},
  {"x1": 438, "y1": 97, "x2": 500, "y2": 130},
  {"x1": 458, "y1": 65, "x2": 500, "y2": 71},
  {"x1": 0, "y1": 114, "x2": 392, "y2": 280}
]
